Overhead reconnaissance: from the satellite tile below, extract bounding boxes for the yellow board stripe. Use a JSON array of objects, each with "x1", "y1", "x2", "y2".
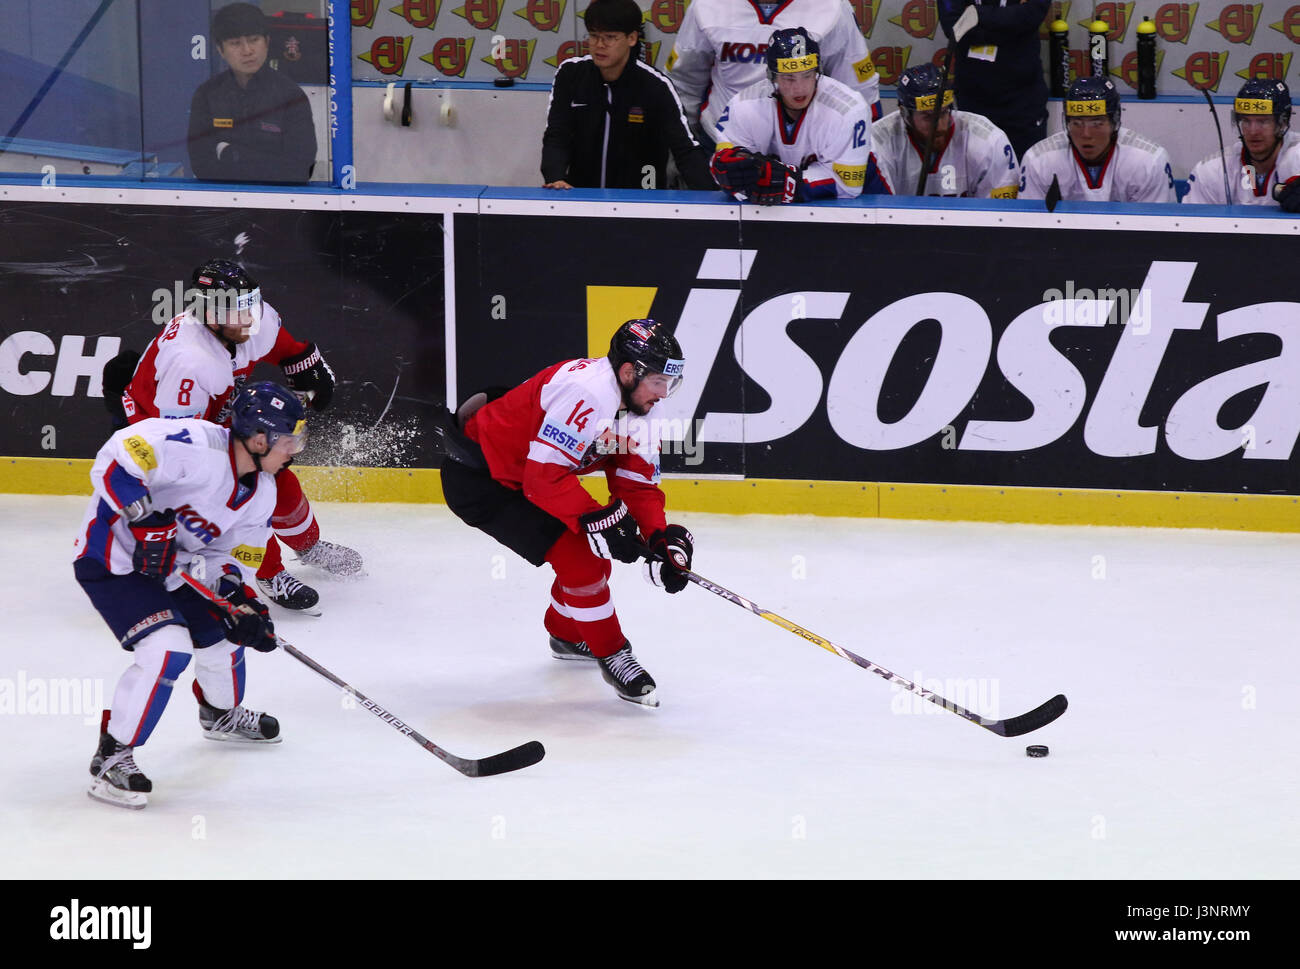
[
  {"x1": 4, "y1": 457, "x2": 1297, "y2": 533},
  {"x1": 585, "y1": 285, "x2": 658, "y2": 359}
]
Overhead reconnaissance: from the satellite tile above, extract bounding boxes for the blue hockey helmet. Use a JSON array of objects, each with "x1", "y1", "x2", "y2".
[
  {"x1": 608, "y1": 319, "x2": 685, "y2": 398},
  {"x1": 230, "y1": 381, "x2": 308, "y2": 454},
  {"x1": 897, "y1": 64, "x2": 954, "y2": 125},
  {"x1": 765, "y1": 27, "x2": 821, "y2": 87},
  {"x1": 191, "y1": 257, "x2": 263, "y2": 329},
  {"x1": 1232, "y1": 78, "x2": 1291, "y2": 134},
  {"x1": 1064, "y1": 76, "x2": 1121, "y2": 128}
]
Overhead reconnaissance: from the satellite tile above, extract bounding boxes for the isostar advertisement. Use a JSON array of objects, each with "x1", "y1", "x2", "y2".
[
  {"x1": 454, "y1": 211, "x2": 1300, "y2": 494},
  {"x1": 0, "y1": 201, "x2": 446, "y2": 466},
  {"x1": 351, "y1": 0, "x2": 1300, "y2": 95}
]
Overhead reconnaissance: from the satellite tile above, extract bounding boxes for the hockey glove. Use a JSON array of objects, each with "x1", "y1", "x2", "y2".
[
  {"x1": 129, "y1": 509, "x2": 178, "y2": 579},
  {"x1": 215, "y1": 571, "x2": 278, "y2": 652},
  {"x1": 1275, "y1": 176, "x2": 1300, "y2": 213},
  {"x1": 710, "y1": 146, "x2": 801, "y2": 205},
  {"x1": 644, "y1": 524, "x2": 694, "y2": 594},
  {"x1": 281, "y1": 342, "x2": 336, "y2": 411},
  {"x1": 579, "y1": 499, "x2": 644, "y2": 564}
]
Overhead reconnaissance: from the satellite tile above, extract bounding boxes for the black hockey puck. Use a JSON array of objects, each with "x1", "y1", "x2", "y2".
[{"x1": 1026, "y1": 745, "x2": 1049, "y2": 758}]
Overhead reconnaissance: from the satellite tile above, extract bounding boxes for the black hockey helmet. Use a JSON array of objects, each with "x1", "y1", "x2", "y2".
[
  {"x1": 1233, "y1": 78, "x2": 1291, "y2": 135},
  {"x1": 191, "y1": 258, "x2": 263, "y2": 328},
  {"x1": 765, "y1": 27, "x2": 821, "y2": 87},
  {"x1": 1064, "y1": 76, "x2": 1121, "y2": 128},
  {"x1": 608, "y1": 319, "x2": 685, "y2": 398},
  {"x1": 230, "y1": 381, "x2": 307, "y2": 454},
  {"x1": 897, "y1": 64, "x2": 954, "y2": 120}
]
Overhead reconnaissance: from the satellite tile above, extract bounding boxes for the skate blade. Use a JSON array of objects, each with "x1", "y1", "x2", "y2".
[
  {"x1": 617, "y1": 689, "x2": 660, "y2": 709},
  {"x1": 270, "y1": 602, "x2": 322, "y2": 617},
  {"x1": 87, "y1": 780, "x2": 147, "y2": 809},
  {"x1": 201, "y1": 731, "x2": 283, "y2": 744},
  {"x1": 550, "y1": 652, "x2": 597, "y2": 662}
]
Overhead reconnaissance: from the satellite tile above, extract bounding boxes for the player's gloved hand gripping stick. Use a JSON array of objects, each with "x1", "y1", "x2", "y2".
[
  {"x1": 639, "y1": 546, "x2": 1068, "y2": 738},
  {"x1": 180, "y1": 563, "x2": 544, "y2": 776}
]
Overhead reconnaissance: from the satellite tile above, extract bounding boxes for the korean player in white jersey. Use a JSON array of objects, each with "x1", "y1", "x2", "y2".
[
  {"x1": 74, "y1": 383, "x2": 306, "y2": 808},
  {"x1": 667, "y1": 0, "x2": 881, "y2": 146},
  {"x1": 436, "y1": 321, "x2": 694, "y2": 708},
  {"x1": 1020, "y1": 77, "x2": 1176, "y2": 203},
  {"x1": 872, "y1": 64, "x2": 1019, "y2": 199},
  {"x1": 710, "y1": 27, "x2": 888, "y2": 203},
  {"x1": 1186, "y1": 79, "x2": 1294, "y2": 205}
]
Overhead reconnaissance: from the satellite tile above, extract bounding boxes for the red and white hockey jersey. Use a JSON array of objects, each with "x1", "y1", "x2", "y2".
[
  {"x1": 465, "y1": 356, "x2": 669, "y2": 535},
  {"x1": 73, "y1": 418, "x2": 275, "y2": 592},
  {"x1": 1184, "y1": 130, "x2": 1298, "y2": 205},
  {"x1": 1020, "y1": 128, "x2": 1176, "y2": 203},
  {"x1": 667, "y1": 0, "x2": 881, "y2": 143},
  {"x1": 872, "y1": 109, "x2": 1019, "y2": 198},
  {"x1": 715, "y1": 74, "x2": 872, "y2": 198},
  {"x1": 122, "y1": 302, "x2": 308, "y2": 426}
]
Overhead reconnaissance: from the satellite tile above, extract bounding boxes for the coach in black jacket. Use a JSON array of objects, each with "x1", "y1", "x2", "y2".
[
  {"x1": 187, "y1": 3, "x2": 316, "y2": 184},
  {"x1": 541, "y1": 0, "x2": 713, "y2": 191}
]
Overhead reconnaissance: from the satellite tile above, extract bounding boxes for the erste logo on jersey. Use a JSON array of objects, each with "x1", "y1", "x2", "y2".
[
  {"x1": 1154, "y1": 3, "x2": 1199, "y2": 43},
  {"x1": 1235, "y1": 51, "x2": 1291, "y2": 80},
  {"x1": 1270, "y1": 6, "x2": 1300, "y2": 43},
  {"x1": 889, "y1": 0, "x2": 938, "y2": 41},
  {"x1": 392, "y1": 0, "x2": 441, "y2": 28},
  {"x1": 539, "y1": 420, "x2": 586, "y2": 459},
  {"x1": 1173, "y1": 50, "x2": 1230, "y2": 89},
  {"x1": 422, "y1": 37, "x2": 475, "y2": 75},
  {"x1": 452, "y1": 0, "x2": 504, "y2": 29},
  {"x1": 649, "y1": 0, "x2": 686, "y2": 33},
  {"x1": 1208, "y1": 4, "x2": 1263, "y2": 43},
  {"x1": 514, "y1": 0, "x2": 565, "y2": 32},
  {"x1": 358, "y1": 35, "x2": 412, "y2": 74}
]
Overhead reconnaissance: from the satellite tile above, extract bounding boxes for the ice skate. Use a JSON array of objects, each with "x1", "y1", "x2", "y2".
[
  {"x1": 195, "y1": 683, "x2": 282, "y2": 744},
  {"x1": 87, "y1": 713, "x2": 151, "y2": 809},
  {"x1": 596, "y1": 641, "x2": 659, "y2": 708},
  {"x1": 296, "y1": 539, "x2": 363, "y2": 576},
  {"x1": 549, "y1": 635, "x2": 595, "y2": 661},
  {"x1": 257, "y1": 568, "x2": 321, "y2": 614}
]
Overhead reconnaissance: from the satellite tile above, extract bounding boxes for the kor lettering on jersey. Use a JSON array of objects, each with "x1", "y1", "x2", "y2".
[
  {"x1": 656, "y1": 254, "x2": 1299, "y2": 464},
  {"x1": 174, "y1": 503, "x2": 222, "y2": 544},
  {"x1": 719, "y1": 42, "x2": 769, "y2": 63}
]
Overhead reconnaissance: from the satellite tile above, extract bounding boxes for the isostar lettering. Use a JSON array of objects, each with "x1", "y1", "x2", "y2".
[{"x1": 649, "y1": 253, "x2": 1299, "y2": 464}]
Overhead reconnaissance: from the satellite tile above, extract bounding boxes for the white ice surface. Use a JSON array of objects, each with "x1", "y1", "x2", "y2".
[{"x1": 3, "y1": 494, "x2": 1298, "y2": 879}]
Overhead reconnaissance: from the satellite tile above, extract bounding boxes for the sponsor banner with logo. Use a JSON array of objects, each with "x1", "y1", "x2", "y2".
[
  {"x1": 455, "y1": 210, "x2": 1300, "y2": 495},
  {"x1": 351, "y1": 0, "x2": 1300, "y2": 97},
  {"x1": 0, "y1": 200, "x2": 446, "y2": 465}
]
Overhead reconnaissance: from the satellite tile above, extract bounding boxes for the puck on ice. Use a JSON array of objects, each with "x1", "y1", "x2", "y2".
[{"x1": 1026, "y1": 745, "x2": 1049, "y2": 758}]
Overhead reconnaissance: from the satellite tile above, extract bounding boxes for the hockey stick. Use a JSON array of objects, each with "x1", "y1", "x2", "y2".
[
  {"x1": 1201, "y1": 87, "x2": 1233, "y2": 204},
  {"x1": 916, "y1": 20, "x2": 956, "y2": 195},
  {"x1": 650, "y1": 557, "x2": 1067, "y2": 737},
  {"x1": 178, "y1": 571, "x2": 545, "y2": 777}
]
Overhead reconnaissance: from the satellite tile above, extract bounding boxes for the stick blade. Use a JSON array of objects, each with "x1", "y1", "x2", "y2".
[
  {"x1": 990, "y1": 694, "x2": 1068, "y2": 738},
  {"x1": 464, "y1": 740, "x2": 546, "y2": 777}
]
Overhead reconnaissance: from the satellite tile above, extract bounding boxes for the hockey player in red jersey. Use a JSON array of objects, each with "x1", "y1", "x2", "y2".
[
  {"x1": 437, "y1": 320, "x2": 694, "y2": 708},
  {"x1": 119, "y1": 259, "x2": 361, "y2": 612}
]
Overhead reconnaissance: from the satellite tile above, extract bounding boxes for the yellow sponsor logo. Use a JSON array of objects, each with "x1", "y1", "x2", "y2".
[
  {"x1": 231, "y1": 544, "x2": 266, "y2": 566},
  {"x1": 666, "y1": 48, "x2": 678, "y2": 72},
  {"x1": 833, "y1": 163, "x2": 867, "y2": 187},
  {"x1": 852, "y1": 54, "x2": 877, "y2": 82},
  {"x1": 213, "y1": 118, "x2": 234, "y2": 128},
  {"x1": 775, "y1": 54, "x2": 819, "y2": 73},
  {"x1": 123, "y1": 436, "x2": 157, "y2": 472},
  {"x1": 1234, "y1": 98, "x2": 1274, "y2": 115},
  {"x1": 990, "y1": 184, "x2": 1019, "y2": 199},
  {"x1": 1065, "y1": 98, "x2": 1108, "y2": 116},
  {"x1": 913, "y1": 90, "x2": 955, "y2": 111}
]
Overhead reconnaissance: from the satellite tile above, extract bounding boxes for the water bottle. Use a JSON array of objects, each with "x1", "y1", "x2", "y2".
[
  {"x1": 1089, "y1": 19, "x2": 1109, "y2": 79},
  {"x1": 1049, "y1": 9, "x2": 1070, "y2": 97},
  {"x1": 1136, "y1": 17, "x2": 1157, "y2": 99}
]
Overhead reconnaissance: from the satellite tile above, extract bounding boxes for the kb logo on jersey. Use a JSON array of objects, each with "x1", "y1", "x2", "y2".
[
  {"x1": 422, "y1": 37, "x2": 474, "y2": 76},
  {"x1": 358, "y1": 36, "x2": 412, "y2": 74},
  {"x1": 392, "y1": 0, "x2": 441, "y2": 29},
  {"x1": 517, "y1": 0, "x2": 566, "y2": 32},
  {"x1": 452, "y1": 0, "x2": 504, "y2": 30},
  {"x1": 1208, "y1": 4, "x2": 1264, "y2": 43}
]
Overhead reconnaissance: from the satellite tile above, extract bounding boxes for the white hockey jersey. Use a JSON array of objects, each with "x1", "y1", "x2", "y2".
[
  {"x1": 872, "y1": 109, "x2": 1019, "y2": 198},
  {"x1": 123, "y1": 301, "x2": 288, "y2": 425},
  {"x1": 667, "y1": 0, "x2": 881, "y2": 143},
  {"x1": 73, "y1": 418, "x2": 276, "y2": 592},
  {"x1": 1184, "y1": 130, "x2": 1298, "y2": 205},
  {"x1": 715, "y1": 75, "x2": 871, "y2": 198},
  {"x1": 1020, "y1": 128, "x2": 1176, "y2": 203}
]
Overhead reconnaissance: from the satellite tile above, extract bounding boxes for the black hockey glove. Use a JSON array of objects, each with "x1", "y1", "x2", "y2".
[
  {"x1": 710, "y1": 146, "x2": 802, "y2": 205},
  {"x1": 579, "y1": 499, "x2": 644, "y2": 564},
  {"x1": 281, "y1": 342, "x2": 336, "y2": 411},
  {"x1": 644, "y1": 524, "x2": 694, "y2": 594},
  {"x1": 1275, "y1": 176, "x2": 1300, "y2": 213},
  {"x1": 129, "y1": 509, "x2": 178, "y2": 580},
  {"x1": 214, "y1": 572, "x2": 278, "y2": 652}
]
